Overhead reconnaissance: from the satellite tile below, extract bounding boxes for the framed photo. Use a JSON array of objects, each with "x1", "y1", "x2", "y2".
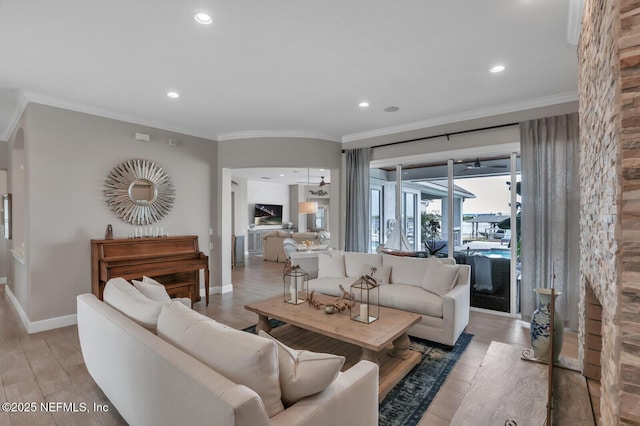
[{"x1": 3, "y1": 194, "x2": 11, "y2": 240}]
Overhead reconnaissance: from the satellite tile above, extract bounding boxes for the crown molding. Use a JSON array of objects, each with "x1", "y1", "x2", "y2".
[
  {"x1": 20, "y1": 91, "x2": 219, "y2": 142},
  {"x1": 217, "y1": 130, "x2": 340, "y2": 143},
  {"x1": 341, "y1": 91, "x2": 579, "y2": 143},
  {"x1": 0, "y1": 90, "x2": 29, "y2": 142}
]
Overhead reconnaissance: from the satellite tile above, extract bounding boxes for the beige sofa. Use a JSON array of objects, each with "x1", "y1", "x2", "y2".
[
  {"x1": 262, "y1": 231, "x2": 330, "y2": 262},
  {"x1": 77, "y1": 279, "x2": 378, "y2": 426},
  {"x1": 307, "y1": 252, "x2": 470, "y2": 347}
]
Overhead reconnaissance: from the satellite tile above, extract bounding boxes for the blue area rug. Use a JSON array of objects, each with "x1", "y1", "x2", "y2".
[
  {"x1": 243, "y1": 320, "x2": 473, "y2": 426},
  {"x1": 379, "y1": 332, "x2": 473, "y2": 425}
]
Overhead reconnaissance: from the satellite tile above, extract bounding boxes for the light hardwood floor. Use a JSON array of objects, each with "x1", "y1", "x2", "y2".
[{"x1": 0, "y1": 255, "x2": 579, "y2": 425}]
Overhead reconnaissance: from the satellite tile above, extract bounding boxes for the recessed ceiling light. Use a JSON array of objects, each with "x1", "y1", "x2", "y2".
[
  {"x1": 490, "y1": 65, "x2": 506, "y2": 73},
  {"x1": 279, "y1": 174, "x2": 285, "y2": 177},
  {"x1": 194, "y1": 12, "x2": 213, "y2": 25},
  {"x1": 166, "y1": 91, "x2": 180, "y2": 99},
  {"x1": 359, "y1": 101, "x2": 370, "y2": 108}
]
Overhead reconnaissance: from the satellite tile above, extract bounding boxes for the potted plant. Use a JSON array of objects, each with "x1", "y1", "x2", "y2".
[{"x1": 421, "y1": 213, "x2": 446, "y2": 256}]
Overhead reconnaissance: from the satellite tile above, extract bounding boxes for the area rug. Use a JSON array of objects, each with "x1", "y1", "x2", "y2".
[{"x1": 243, "y1": 320, "x2": 473, "y2": 426}]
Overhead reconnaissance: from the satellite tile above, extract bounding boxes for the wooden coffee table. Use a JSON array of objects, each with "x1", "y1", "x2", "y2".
[{"x1": 245, "y1": 293, "x2": 422, "y2": 400}]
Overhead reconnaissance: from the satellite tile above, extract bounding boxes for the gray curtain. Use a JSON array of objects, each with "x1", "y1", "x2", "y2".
[
  {"x1": 345, "y1": 148, "x2": 371, "y2": 252},
  {"x1": 520, "y1": 113, "x2": 580, "y2": 330}
]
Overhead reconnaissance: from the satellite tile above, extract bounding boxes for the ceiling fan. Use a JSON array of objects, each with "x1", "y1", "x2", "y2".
[
  {"x1": 460, "y1": 158, "x2": 508, "y2": 173},
  {"x1": 319, "y1": 176, "x2": 330, "y2": 186}
]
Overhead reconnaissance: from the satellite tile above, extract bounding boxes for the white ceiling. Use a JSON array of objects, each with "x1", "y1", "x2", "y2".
[
  {"x1": 0, "y1": 1, "x2": 579, "y2": 143},
  {"x1": 233, "y1": 167, "x2": 331, "y2": 186}
]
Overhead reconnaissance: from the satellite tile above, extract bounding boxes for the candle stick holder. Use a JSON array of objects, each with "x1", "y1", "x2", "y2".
[{"x1": 350, "y1": 275, "x2": 379, "y2": 324}]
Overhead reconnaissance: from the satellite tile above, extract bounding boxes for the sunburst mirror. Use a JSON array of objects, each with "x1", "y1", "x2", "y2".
[{"x1": 104, "y1": 159, "x2": 175, "y2": 225}]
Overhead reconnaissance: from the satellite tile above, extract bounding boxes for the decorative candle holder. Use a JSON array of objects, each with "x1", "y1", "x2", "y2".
[
  {"x1": 350, "y1": 275, "x2": 379, "y2": 323},
  {"x1": 283, "y1": 261, "x2": 308, "y2": 305}
]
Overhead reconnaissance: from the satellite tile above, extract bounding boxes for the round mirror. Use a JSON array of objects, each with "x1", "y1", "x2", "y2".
[
  {"x1": 128, "y1": 179, "x2": 158, "y2": 205},
  {"x1": 104, "y1": 159, "x2": 175, "y2": 225}
]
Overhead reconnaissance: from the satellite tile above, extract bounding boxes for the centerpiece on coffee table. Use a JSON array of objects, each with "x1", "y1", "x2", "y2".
[{"x1": 350, "y1": 274, "x2": 379, "y2": 324}]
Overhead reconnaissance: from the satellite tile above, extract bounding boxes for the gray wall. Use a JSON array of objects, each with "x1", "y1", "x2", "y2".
[{"x1": 10, "y1": 103, "x2": 216, "y2": 323}]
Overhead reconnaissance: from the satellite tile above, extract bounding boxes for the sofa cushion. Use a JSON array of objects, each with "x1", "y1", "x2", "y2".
[
  {"x1": 317, "y1": 251, "x2": 345, "y2": 278},
  {"x1": 132, "y1": 276, "x2": 171, "y2": 303},
  {"x1": 258, "y1": 330, "x2": 344, "y2": 406},
  {"x1": 278, "y1": 230, "x2": 293, "y2": 238},
  {"x1": 308, "y1": 278, "x2": 344, "y2": 296},
  {"x1": 361, "y1": 264, "x2": 391, "y2": 285},
  {"x1": 378, "y1": 284, "x2": 444, "y2": 318},
  {"x1": 103, "y1": 277, "x2": 168, "y2": 332},
  {"x1": 382, "y1": 255, "x2": 429, "y2": 287},
  {"x1": 422, "y1": 260, "x2": 461, "y2": 296},
  {"x1": 344, "y1": 252, "x2": 382, "y2": 278},
  {"x1": 157, "y1": 302, "x2": 284, "y2": 417}
]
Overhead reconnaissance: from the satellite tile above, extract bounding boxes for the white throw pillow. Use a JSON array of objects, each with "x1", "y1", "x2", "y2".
[
  {"x1": 422, "y1": 260, "x2": 461, "y2": 296},
  {"x1": 103, "y1": 277, "x2": 168, "y2": 331},
  {"x1": 157, "y1": 302, "x2": 284, "y2": 417},
  {"x1": 317, "y1": 251, "x2": 346, "y2": 278},
  {"x1": 344, "y1": 252, "x2": 382, "y2": 278},
  {"x1": 361, "y1": 264, "x2": 391, "y2": 285},
  {"x1": 382, "y1": 254, "x2": 429, "y2": 287},
  {"x1": 131, "y1": 276, "x2": 171, "y2": 303},
  {"x1": 258, "y1": 330, "x2": 345, "y2": 406}
]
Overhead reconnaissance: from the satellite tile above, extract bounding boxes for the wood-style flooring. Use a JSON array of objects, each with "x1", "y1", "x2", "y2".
[{"x1": 0, "y1": 255, "x2": 580, "y2": 425}]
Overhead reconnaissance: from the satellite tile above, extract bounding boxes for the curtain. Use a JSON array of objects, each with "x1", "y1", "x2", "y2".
[
  {"x1": 520, "y1": 113, "x2": 580, "y2": 330},
  {"x1": 345, "y1": 147, "x2": 371, "y2": 252}
]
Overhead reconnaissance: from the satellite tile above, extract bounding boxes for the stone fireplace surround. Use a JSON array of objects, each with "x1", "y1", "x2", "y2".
[{"x1": 579, "y1": 0, "x2": 640, "y2": 423}]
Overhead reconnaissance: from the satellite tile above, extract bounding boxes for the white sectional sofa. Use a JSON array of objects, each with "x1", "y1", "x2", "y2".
[
  {"x1": 77, "y1": 278, "x2": 379, "y2": 426},
  {"x1": 307, "y1": 252, "x2": 471, "y2": 346}
]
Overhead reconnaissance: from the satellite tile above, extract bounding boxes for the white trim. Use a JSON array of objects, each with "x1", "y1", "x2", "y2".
[
  {"x1": 0, "y1": 91, "x2": 28, "y2": 142},
  {"x1": 217, "y1": 130, "x2": 340, "y2": 143},
  {"x1": 21, "y1": 90, "x2": 219, "y2": 142},
  {"x1": 201, "y1": 284, "x2": 233, "y2": 296},
  {"x1": 4, "y1": 285, "x2": 77, "y2": 334},
  {"x1": 0, "y1": 277, "x2": 6, "y2": 284},
  {"x1": 341, "y1": 92, "x2": 578, "y2": 143}
]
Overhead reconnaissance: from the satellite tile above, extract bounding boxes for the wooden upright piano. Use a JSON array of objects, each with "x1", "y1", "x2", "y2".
[{"x1": 91, "y1": 235, "x2": 210, "y2": 305}]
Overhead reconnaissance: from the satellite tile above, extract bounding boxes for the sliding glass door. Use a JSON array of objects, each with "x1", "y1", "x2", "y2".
[{"x1": 369, "y1": 153, "x2": 521, "y2": 315}]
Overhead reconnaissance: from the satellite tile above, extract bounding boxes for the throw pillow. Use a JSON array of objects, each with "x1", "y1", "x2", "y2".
[
  {"x1": 132, "y1": 277, "x2": 171, "y2": 303},
  {"x1": 343, "y1": 252, "x2": 382, "y2": 278},
  {"x1": 317, "y1": 251, "x2": 345, "y2": 278},
  {"x1": 103, "y1": 277, "x2": 168, "y2": 331},
  {"x1": 361, "y1": 264, "x2": 391, "y2": 285},
  {"x1": 157, "y1": 302, "x2": 284, "y2": 417},
  {"x1": 422, "y1": 260, "x2": 461, "y2": 296},
  {"x1": 258, "y1": 330, "x2": 345, "y2": 406}
]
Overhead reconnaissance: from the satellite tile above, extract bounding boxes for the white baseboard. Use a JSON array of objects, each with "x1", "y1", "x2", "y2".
[
  {"x1": 4, "y1": 285, "x2": 77, "y2": 334},
  {"x1": 201, "y1": 284, "x2": 233, "y2": 297}
]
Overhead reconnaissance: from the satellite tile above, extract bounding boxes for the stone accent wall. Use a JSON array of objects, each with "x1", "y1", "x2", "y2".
[{"x1": 579, "y1": 0, "x2": 640, "y2": 423}]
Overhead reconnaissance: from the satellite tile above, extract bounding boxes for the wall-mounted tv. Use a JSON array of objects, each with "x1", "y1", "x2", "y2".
[{"x1": 254, "y1": 203, "x2": 283, "y2": 225}]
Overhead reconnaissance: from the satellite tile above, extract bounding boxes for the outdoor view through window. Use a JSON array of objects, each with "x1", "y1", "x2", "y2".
[{"x1": 370, "y1": 158, "x2": 521, "y2": 313}]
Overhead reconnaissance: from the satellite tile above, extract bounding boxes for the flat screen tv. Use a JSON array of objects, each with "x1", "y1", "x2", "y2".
[{"x1": 254, "y1": 203, "x2": 283, "y2": 226}]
